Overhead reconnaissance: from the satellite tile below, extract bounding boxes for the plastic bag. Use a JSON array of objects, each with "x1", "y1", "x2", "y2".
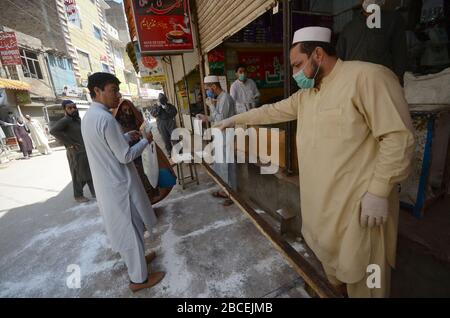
[{"x1": 141, "y1": 117, "x2": 159, "y2": 188}]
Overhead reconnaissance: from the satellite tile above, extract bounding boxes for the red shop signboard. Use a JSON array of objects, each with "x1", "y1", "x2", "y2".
[
  {"x1": 131, "y1": 0, "x2": 194, "y2": 55},
  {"x1": 0, "y1": 32, "x2": 21, "y2": 66},
  {"x1": 238, "y1": 51, "x2": 284, "y2": 89}
]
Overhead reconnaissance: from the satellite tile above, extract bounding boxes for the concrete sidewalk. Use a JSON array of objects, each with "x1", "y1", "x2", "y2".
[{"x1": 0, "y1": 147, "x2": 308, "y2": 298}]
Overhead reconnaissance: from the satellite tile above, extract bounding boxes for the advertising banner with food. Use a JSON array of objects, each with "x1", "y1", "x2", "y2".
[{"x1": 131, "y1": 0, "x2": 194, "y2": 55}]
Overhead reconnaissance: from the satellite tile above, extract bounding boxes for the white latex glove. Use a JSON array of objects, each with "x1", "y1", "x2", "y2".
[
  {"x1": 213, "y1": 117, "x2": 236, "y2": 131},
  {"x1": 360, "y1": 192, "x2": 389, "y2": 228}
]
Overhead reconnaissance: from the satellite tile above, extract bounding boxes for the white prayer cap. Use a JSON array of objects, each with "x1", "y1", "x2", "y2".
[
  {"x1": 292, "y1": 27, "x2": 332, "y2": 45},
  {"x1": 204, "y1": 75, "x2": 220, "y2": 84}
]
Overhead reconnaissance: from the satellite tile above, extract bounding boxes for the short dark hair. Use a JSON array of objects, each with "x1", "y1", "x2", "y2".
[
  {"x1": 235, "y1": 64, "x2": 247, "y2": 73},
  {"x1": 87, "y1": 72, "x2": 121, "y2": 98},
  {"x1": 299, "y1": 41, "x2": 336, "y2": 57}
]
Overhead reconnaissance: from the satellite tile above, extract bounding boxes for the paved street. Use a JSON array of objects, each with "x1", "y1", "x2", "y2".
[{"x1": 0, "y1": 147, "x2": 308, "y2": 298}]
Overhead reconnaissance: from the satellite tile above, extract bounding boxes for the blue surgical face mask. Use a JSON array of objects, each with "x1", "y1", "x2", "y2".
[
  {"x1": 239, "y1": 74, "x2": 247, "y2": 82},
  {"x1": 293, "y1": 58, "x2": 321, "y2": 89},
  {"x1": 206, "y1": 90, "x2": 215, "y2": 99}
]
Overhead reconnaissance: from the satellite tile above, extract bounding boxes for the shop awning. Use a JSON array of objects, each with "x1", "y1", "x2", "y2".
[
  {"x1": 195, "y1": 0, "x2": 277, "y2": 54},
  {"x1": 0, "y1": 78, "x2": 31, "y2": 91}
]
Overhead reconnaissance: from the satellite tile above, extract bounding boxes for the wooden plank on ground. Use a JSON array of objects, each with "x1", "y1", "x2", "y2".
[{"x1": 202, "y1": 163, "x2": 342, "y2": 298}]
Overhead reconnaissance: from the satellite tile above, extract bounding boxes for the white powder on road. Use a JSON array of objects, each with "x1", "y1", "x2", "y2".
[{"x1": 0, "y1": 203, "x2": 112, "y2": 297}]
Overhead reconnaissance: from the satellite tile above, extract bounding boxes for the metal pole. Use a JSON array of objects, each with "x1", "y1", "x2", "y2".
[
  {"x1": 181, "y1": 54, "x2": 195, "y2": 132},
  {"x1": 169, "y1": 55, "x2": 184, "y2": 128},
  {"x1": 283, "y1": 0, "x2": 293, "y2": 175},
  {"x1": 191, "y1": 0, "x2": 209, "y2": 128}
]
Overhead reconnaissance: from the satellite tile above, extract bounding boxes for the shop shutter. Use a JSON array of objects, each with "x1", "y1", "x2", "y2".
[{"x1": 195, "y1": 0, "x2": 277, "y2": 54}]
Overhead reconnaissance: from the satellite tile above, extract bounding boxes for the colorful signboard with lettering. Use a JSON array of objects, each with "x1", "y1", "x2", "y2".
[
  {"x1": 135, "y1": 43, "x2": 166, "y2": 83},
  {"x1": 131, "y1": 0, "x2": 194, "y2": 55},
  {"x1": 238, "y1": 51, "x2": 284, "y2": 89},
  {"x1": 0, "y1": 32, "x2": 21, "y2": 66}
]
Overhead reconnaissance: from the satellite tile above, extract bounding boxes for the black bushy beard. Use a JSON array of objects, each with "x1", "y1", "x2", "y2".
[{"x1": 68, "y1": 110, "x2": 80, "y2": 120}]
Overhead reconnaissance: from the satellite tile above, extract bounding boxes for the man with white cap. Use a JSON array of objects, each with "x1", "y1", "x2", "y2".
[
  {"x1": 230, "y1": 64, "x2": 261, "y2": 114},
  {"x1": 336, "y1": 0, "x2": 407, "y2": 83},
  {"x1": 197, "y1": 75, "x2": 236, "y2": 206},
  {"x1": 216, "y1": 26, "x2": 415, "y2": 297}
]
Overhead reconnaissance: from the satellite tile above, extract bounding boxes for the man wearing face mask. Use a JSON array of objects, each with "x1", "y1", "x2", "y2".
[
  {"x1": 336, "y1": 0, "x2": 407, "y2": 84},
  {"x1": 50, "y1": 100, "x2": 95, "y2": 203},
  {"x1": 150, "y1": 93, "x2": 178, "y2": 156},
  {"x1": 197, "y1": 76, "x2": 236, "y2": 206},
  {"x1": 216, "y1": 27, "x2": 415, "y2": 297},
  {"x1": 230, "y1": 64, "x2": 261, "y2": 114}
]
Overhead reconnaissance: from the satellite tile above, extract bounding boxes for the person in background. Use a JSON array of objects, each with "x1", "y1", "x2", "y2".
[
  {"x1": 25, "y1": 115, "x2": 52, "y2": 155},
  {"x1": 50, "y1": 100, "x2": 95, "y2": 203},
  {"x1": 113, "y1": 99, "x2": 153, "y2": 195},
  {"x1": 230, "y1": 64, "x2": 261, "y2": 114},
  {"x1": 150, "y1": 93, "x2": 178, "y2": 157},
  {"x1": 13, "y1": 117, "x2": 33, "y2": 160},
  {"x1": 0, "y1": 119, "x2": 15, "y2": 147},
  {"x1": 4, "y1": 111, "x2": 16, "y2": 137},
  {"x1": 197, "y1": 75, "x2": 236, "y2": 207},
  {"x1": 336, "y1": 0, "x2": 407, "y2": 84},
  {"x1": 190, "y1": 92, "x2": 205, "y2": 117}
]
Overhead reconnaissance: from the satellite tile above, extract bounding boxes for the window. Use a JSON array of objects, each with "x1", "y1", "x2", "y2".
[
  {"x1": 77, "y1": 50, "x2": 92, "y2": 71},
  {"x1": 20, "y1": 48, "x2": 43, "y2": 79},
  {"x1": 57, "y1": 57, "x2": 66, "y2": 70},
  {"x1": 93, "y1": 25, "x2": 103, "y2": 41},
  {"x1": 101, "y1": 63, "x2": 110, "y2": 73},
  {"x1": 67, "y1": 59, "x2": 74, "y2": 71},
  {"x1": 48, "y1": 54, "x2": 56, "y2": 67},
  {"x1": 65, "y1": 3, "x2": 82, "y2": 29}
]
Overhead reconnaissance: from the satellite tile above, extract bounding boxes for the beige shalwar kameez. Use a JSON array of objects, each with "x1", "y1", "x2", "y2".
[{"x1": 231, "y1": 60, "x2": 415, "y2": 298}]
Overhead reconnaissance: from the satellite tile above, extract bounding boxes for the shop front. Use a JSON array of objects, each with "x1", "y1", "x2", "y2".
[
  {"x1": 124, "y1": 0, "x2": 450, "y2": 297},
  {"x1": 194, "y1": 0, "x2": 450, "y2": 297},
  {"x1": 0, "y1": 78, "x2": 31, "y2": 149}
]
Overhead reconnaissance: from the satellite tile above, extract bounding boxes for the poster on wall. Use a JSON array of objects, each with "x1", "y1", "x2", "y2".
[
  {"x1": 237, "y1": 51, "x2": 284, "y2": 89},
  {"x1": 131, "y1": 0, "x2": 194, "y2": 55},
  {"x1": 0, "y1": 32, "x2": 21, "y2": 66},
  {"x1": 135, "y1": 43, "x2": 166, "y2": 83},
  {"x1": 208, "y1": 49, "x2": 225, "y2": 75},
  {"x1": 64, "y1": 0, "x2": 82, "y2": 27}
]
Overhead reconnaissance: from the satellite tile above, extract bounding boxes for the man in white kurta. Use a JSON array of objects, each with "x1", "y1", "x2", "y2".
[
  {"x1": 217, "y1": 27, "x2": 415, "y2": 298},
  {"x1": 230, "y1": 64, "x2": 261, "y2": 114},
  {"x1": 81, "y1": 73, "x2": 165, "y2": 292},
  {"x1": 25, "y1": 115, "x2": 52, "y2": 155},
  {"x1": 198, "y1": 75, "x2": 237, "y2": 206}
]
